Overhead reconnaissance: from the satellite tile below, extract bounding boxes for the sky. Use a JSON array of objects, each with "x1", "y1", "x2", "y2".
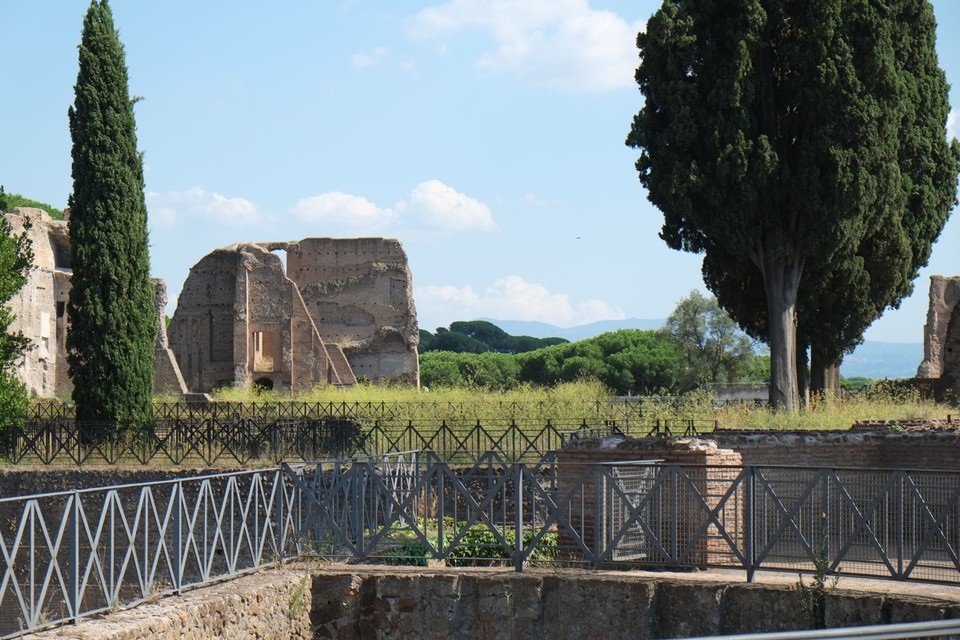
[{"x1": 2, "y1": 0, "x2": 959, "y2": 345}]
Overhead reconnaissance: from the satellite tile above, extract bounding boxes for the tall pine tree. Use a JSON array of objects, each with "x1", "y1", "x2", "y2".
[{"x1": 68, "y1": 0, "x2": 154, "y2": 425}]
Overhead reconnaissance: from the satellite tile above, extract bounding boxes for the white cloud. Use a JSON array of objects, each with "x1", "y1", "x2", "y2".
[
  {"x1": 407, "y1": 0, "x2": 643, "y2": 92},
  {"x1": 948, "y1": 108, "x2": 959, "y2": 141},
  {"x1": 146, "y1": 187, "x2": 260, "y2": 228},
  {"x1": 291, "y1": 191, "x2": 398, "y2": 230},
  {"x1": 417, "y1": 275, "x2": 624, "y2": 327},
  {"x1": 408, "y1": 179, "x2": 498, "y2": 231},
  {"x1": 351, "y1": 46, "x2": 391, "y2": 69}
]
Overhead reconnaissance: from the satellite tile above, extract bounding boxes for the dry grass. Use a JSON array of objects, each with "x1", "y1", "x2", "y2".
[{"x1": 209, "y1": 380, "x2": 956, "y2": 432}]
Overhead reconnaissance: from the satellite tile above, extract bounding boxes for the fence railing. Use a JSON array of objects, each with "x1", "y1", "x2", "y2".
[
  {"x1": 0, "y1": 467, "x2": 304, "y2": 638},
  {"x1": 26, "y1": 398, "x2": 706, "y2": 423},
  {"x1": 685, "y1": 618, "x2": 960, "y2": 640},
  {"x1": 6, "y1": 458, "x2": 959, "y2": 637},
  {"x1": 291, "y1": 457, "x2": 960, "y2": 585},
  {"x1": 1, "y1": 417, "x2": 711, "y2": 466}
]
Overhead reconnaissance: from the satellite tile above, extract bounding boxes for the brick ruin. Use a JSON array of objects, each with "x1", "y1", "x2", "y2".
[
  {"x1": 916, "y1": 274, "x2": 960, "y2": 397},
  {"x1": 167, "y1": 237, "x2": 419, "y2": 393},
  {"x1": 5, "y1": 207, "x2": 419, "y2": 397},
  {"x1": 5, "y1": 207, "x2": 188, "y2": 398},
  {"x1": 5, "y1": 208, "x2": 72, "y2": 398}
]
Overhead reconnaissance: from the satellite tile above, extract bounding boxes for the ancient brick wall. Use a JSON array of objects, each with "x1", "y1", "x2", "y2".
[
  {"x1": 285, "y1": 237, "x2": 419, "y2": 386},
  {"x1": 710, "y1": 428, "x2": 960, "y2": 470},
  {"x1": 6, "y1": 208, "x2": 184, "y2": 399},
  {"x1": 917, "y1": 275, "x2": 960, "y2": 396},
  {"x1": 556, "y1": 441, "x2": 744, "y2": 566},
  {"x1": 169, "y1": 237, "x2": 418, "y2": 393}
]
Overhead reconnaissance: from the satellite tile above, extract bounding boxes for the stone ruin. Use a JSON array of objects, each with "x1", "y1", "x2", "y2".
[
  {"x1": 5, "y1": 207, "x2": 188, "y2": 398},
  {"x1": 4, "y1": 206, "x2": 419, "y2": 398},
  {"x1": 916, "y1": 275, "x2": 960, "y2": 398},
  {"x1": 5, "y1": 208, "x2": 72, "y2": 398},
  {"x1": 167, "y1": 237, "x2": 419, "y2": 393}
]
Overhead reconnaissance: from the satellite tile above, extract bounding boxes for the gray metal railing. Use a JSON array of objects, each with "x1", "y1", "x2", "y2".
[
  {"x1": 683, "y1": 618, "x2": 960, "y2": 639},
  {"x1": 291, "y1": 458, "x2": 960, "y2": 584},
  {"x1": 5, "y1": 458, "x2": 960, "y2": 637},
  {"x1": 0, "y1": 467, "x2": 302, "y2": 637}
]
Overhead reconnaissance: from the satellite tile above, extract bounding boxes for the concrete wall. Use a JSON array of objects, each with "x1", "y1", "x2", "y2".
[{"x1": 30, "y1": 566, "x2": 960, "y2": 640}]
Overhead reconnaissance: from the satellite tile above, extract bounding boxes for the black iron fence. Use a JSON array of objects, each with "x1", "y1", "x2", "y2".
[
  {"x1": 26, "y1": 398, "x2": 715, "y2": 424},
  {"x1": 2, "y1": 413, "x2": 715, "y2": 466}
]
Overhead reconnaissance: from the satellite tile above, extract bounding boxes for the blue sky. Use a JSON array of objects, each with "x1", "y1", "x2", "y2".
[{"x1": 2, "y1": 1, "x2": 958, "y2": 344}]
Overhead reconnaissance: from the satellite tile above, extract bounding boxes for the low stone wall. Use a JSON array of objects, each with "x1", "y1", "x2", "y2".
[
  {"x1": 29, "y1": 565, "x2": 960, "y2": 640},
  {"x1": 0, "y1": 467, "x2": 237, "y2": 497},
  {"x1": 30, "y1": 567, "x2": 314, "y2": 640},
  {"x1": 710, "y1": 426, "x2": 960, "y2": 470}
]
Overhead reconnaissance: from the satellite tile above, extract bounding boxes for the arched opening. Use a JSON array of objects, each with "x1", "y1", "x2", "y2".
[{"x1": 253, "y1": 377, "x2": 274, "y2": 391}]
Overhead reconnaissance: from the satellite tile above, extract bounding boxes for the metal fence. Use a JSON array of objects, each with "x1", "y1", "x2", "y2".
[
  {"x1": 685, "y1": 619, "x2": 960, "y2": 639},
  {"x1": 1, "y1": 416, "x2": 716, "y2": 466},
  {"x1": 290, "y1": 456, "x2": 960, "y2": 585},
  {"x1": 5, "y1": 458, "x2": 960, "y2": 637},
  {"x1": 0, "y1": 467, "x2": 302, "y2": 638},
  {"x1": 26, "y1": 398, "x2": 709, "y2": 423}
]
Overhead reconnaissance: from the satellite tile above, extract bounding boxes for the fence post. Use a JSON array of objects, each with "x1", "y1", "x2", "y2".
[
  {"x1": 514, "y1": 463, "x2": 524, "y2": 572},
  {"x1": 69, "y1": 491, "x2": 80, "y2": 624},
  {"x1": 744, "y1": 466, "x2": 755, "y2": 582},
  {"x1": 172, "y1": 480, "x2": 183, "y2": 593},
  {"x1": 896, "y1": 470, "x2": 905, "y2": 578},
  {"x1": 353, "y1": 463, "x2": 364, "y2": 557},
  {"x1": 277, "y1": 468, "x2": 286, "y2": 560},
  {"x1": 670, "y1": 466, "x2": 679, "y2": 563}
]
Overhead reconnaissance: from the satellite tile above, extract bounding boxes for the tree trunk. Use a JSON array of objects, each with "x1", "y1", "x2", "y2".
[
  {"x1": 810, "y1": 346, "x2": 842, "y2": 398},
  {"x1": 763, "y1": 258, "x2": 802, "y2": 412},
  {"x1": 796, "y1": 345, "x2": 809, "y2": 408}
]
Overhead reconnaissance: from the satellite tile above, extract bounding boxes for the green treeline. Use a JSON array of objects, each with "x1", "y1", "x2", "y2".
[
  {"x1": 419, "y1": 318, "x2": 769, "y2": 394},
  {"x1": 420, "y1": 320, "x2": 568, "y2": 354},
  {"x1": 0, "y1": 188, "x2": 64, "y2": 219}
]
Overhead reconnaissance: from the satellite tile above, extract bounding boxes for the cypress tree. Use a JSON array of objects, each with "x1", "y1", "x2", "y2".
[
  {"x1": 627, "y1": 0, "x2": 959, "y2": 411},
  {"x1": 68, "y1": 0, "x2": 154, "y2": 425}
]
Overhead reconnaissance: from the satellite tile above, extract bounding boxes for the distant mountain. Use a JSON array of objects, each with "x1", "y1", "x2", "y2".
[
  {"x1": 480, "y1": 317, "x2": 922, "y2": 380},
  {"x1": 840, "y1": 341, "x2": 923, "y2": 380},
  {"x1": 479, "y1": 317, "x2": 665, "y2": 342}
]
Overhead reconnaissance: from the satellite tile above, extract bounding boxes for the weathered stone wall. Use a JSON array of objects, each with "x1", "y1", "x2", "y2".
[
  {"x1": 917, "y1": 275, "x2": 960, "y2": 395},
  {"x1": 29, "y1": 566, "x2": 960, "y2": 640},
  {"x1": 5, "y1": 207, "x2": 187, "y2": 399},
  {"x1": 170, "y1": 237, "x2": 419, "y2": 393},
  {"x1": 709, "y1": 427, "x2": 960, "y2": 470},
  {"x1": 5, "y1": 208, "x2": 72, "y2": 398},
  {"x1": 153, "y1": 278, "x2": 188, "y2": 396},
  {"x1": 31, "y1": 568, "x2": 314, "y2": 640},
  {"x1": 168, "y1": 243, "x2": 353, "y2": 392},
  {"x1": 557, "y1": 440, "x2": 744, "y2": 566},
  {"x1": 286, "y1": 237, "x2": 419, "y2": 386},
  {"x1": 0, "y1": 468, "x2": 231, "y2": 497},
  {"x1": 558, "y1": 427, "x2": 960, "y2": 473}
]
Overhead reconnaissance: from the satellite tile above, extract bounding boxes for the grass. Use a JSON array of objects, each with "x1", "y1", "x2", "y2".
[
  {"x1": 209, "y1": 378, "x2": 953, "y2": 432},
  {"x1": 714, "y1": 382, "x2": 949, "y2": 431}
]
